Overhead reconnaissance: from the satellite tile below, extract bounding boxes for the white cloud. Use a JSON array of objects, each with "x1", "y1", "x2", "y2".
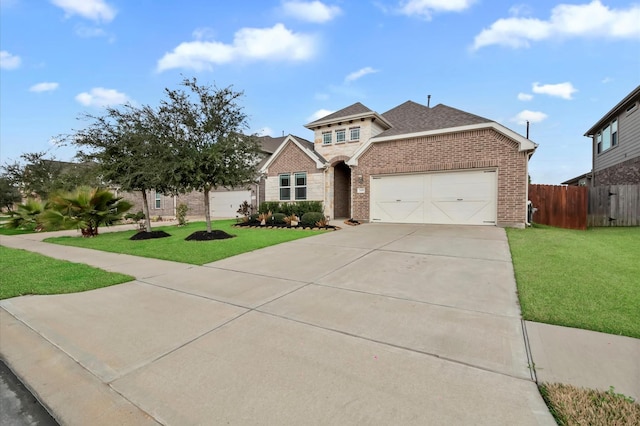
[
  {"x1": 601, "y1": 77, "x2": 613, "y2": 84},
  {"x1": 0, "y1": 50, "x2": 21, "y2": 69},
  {"x1": 307, "y1": 109, "x2": 334, "y2": 122},
  {"x1": 282, "y1": 1, "x2": 341, "y2": 23},
  {"x1": 345, "y1": 67, "x2": 379, "y2": 83},
  {"x1": 512, "y1": 110, "x2": 548, "y2": 125},
  {"x1": 399, "y1": 0, "x2": 475, "y2": 19},
  {"x1": 75, "y1": 25, "x2": 107, "y2": 38},
  {"x1": 29, "y1": 82, "x2": 59, "y2": 93},
  {"x1": 51, "y1": 0, "x2": 116, "y2": 22},
  {"x1": 157, "y1": 23, "x2": 317, "y2": 72},
  {"x1": 257, "y1": 127, "x2": 275, "y2": 137},
  {"x1": 532, "y1": 82, "x2": 577, "y2": 100},
  {"x1": 517, "y1": 92, "x2": 533, "y2": 101},
  {"x1": 473, "y1": 1, "x2": 640, "y2": 50},
  {"x1": 75, "y1": 87, "x2": 130, "y2": 107}
]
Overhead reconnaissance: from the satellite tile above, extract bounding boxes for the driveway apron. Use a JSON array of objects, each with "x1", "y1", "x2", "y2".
[{"x1": 0, "y1": 224, "x2": 555, "y2": 425}]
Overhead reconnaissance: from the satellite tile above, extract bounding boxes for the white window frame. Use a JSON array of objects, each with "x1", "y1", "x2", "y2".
[
  {"x1": 598, "y1": 118, "x2": 618, "y2": 154},
  {"x1": 335, "y1": 129, "x2": 346, "y2": 144},
  {"x1": 349, "y1": 127, "x2": 360, "y2": 141},
  {"x1": 322, "y1": 131, "x2": 332, "y2": 145},
  {"x1": 294, "y1": 172, "x2": 307, "y2": 200},
  {"x1": 154, "y1": 191, "x2": 162, "y2": 209},
  {"x1": 279, "y1": 173, "x2": 291, "y2": 201}
]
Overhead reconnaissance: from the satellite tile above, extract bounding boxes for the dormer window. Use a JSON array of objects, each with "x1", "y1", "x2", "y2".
[
  {"x1": 336, "y1": 129, "x2": 346, "y2": 144},
  {"x1": 322, "y1": 131, "x2": 332, "y2": 145}
]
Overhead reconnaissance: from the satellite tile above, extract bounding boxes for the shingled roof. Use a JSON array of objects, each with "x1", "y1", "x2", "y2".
[
  {"x1": 376, "y1": 101, "x2": 492, "y2": 138},
  {"x1": 305, "y1": 102, "x2": 374, "y2": 127}
]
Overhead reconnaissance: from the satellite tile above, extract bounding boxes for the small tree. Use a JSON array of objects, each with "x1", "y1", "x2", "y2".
[
  {"x1": 2, "y1": 151, "x2": 101, "y2": 200},
  {"x1": 41, "y1": 187, "x2": 132, "y2": 237},
  {"x1": 73, "y1": 104, "x2": 173, "y2": 232},
  {"x1": 160, "y1": 78, "x2": 261, "y2": 233},
  {"x1": 0, "y1": 176, "x2": 22, "y2": 211}
]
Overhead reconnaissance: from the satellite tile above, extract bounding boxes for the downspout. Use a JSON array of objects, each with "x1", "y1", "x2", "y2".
[{"x1": 525, "y1": 151, "x2": 533, "y2": 226}]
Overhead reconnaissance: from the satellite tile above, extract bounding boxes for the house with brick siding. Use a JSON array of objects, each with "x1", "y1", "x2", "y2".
[
  {"x1": 583, "y1": 85, "x2": 640, "y2": 186},
  {"x1": 260, "y1": 100, "x2": 538, "y2": 227}
]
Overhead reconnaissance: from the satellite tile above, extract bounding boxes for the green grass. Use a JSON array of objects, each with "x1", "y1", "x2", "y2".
[
  {"x1": 506, "y1": 225, "x2": 640, "y2": 339},
  {"x1": 0, "y1": 246, "x2": 134, "y2": 299},
  {"x1": 0, "y1": 226, "x2": 35, "y2": 235},
  {"x1": 45, "y1": 220, "x2": 327, "y2": 265}
]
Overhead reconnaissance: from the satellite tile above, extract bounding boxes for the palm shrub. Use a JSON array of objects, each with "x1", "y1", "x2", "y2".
[
  {"x1": 5, "y1": 199, "x2": 49, "y2": 231},
  {"x1": 42, "y1": 187, "x2": 132, "y2": 237}
]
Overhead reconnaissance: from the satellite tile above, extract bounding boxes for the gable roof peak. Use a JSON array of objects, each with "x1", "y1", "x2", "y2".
[{"x1": 305, "y1": 102, "x2": 376, "y2": 127}]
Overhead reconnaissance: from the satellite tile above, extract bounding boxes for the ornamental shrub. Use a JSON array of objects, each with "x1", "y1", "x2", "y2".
[
  {"x1": 301, "y1": 212, "x2": 325, "y2": 227},
  {"x1": 272, "y1": 213, "x2": 286, "y2": 224}
]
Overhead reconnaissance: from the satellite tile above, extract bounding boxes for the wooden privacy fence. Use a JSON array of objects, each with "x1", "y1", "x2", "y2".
[
  {"x1": 528, "y1": 184, "x2": 588, "y2": 230},
  {"x1": 588, "y1": 184, "x2": 640, "y2": 227},
  {"x1": 529, "y1": 184, "x2": 640, "y2": 229}
]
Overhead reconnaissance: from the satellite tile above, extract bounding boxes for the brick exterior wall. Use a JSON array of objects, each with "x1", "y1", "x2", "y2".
[
  {"x1": 267, "y1": 141, "x2": 319, "y2": 176},
  {"x1": 265, "y1": 141, "x2": 324, "y2": 205},
  {"x1": 593, "y1": 156, "x2": 640, "y2": 185},
  {"x1": 351, "y1": 129, "x2": 530, "y2": 226}
]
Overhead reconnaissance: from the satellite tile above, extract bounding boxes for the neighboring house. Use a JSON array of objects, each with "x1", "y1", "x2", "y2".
[
  {"x1": 584, "y1": 85, "x2": 640, "y2": 186},
  {"x1": 119, "y1": 135, "x2": 286, "y2": 219},
  {"x1": 561, "y1": 172, "x2": 592, "y2": 187},
  {"x1": 260, "y1": 101, "x2": 537, "y2": 227}
]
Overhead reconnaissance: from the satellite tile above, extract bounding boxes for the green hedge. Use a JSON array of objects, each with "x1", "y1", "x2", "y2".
[
  {"x1": 271, "y1": 213, "x2": 286, "y2": 224},
  {"x1": 259, "y1": 201, "x2": 323, "y2": 217}
]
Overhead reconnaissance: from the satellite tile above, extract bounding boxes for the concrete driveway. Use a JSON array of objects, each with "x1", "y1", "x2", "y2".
[{"x1": 0, "y1": 224, "x2": 555, "y2": 425}]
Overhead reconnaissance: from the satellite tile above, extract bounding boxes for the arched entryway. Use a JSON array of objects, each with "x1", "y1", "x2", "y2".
[{"x1": 333, "y1": 161, "x2": 351, "y2": 218}]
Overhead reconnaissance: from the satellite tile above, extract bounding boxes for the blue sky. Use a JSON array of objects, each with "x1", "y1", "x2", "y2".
[{"x1": 1, "y1": 0, "x2": 639, "y2": 184}]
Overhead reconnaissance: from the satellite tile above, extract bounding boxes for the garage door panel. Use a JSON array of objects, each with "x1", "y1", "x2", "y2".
[
  {"x1": 370, "y1": 171, "x2": 496, "y2": 225},
  {"x1": 211, "y1": 190, "x2": 252, "y2": 218},
  {"x1": 376, "y1": 201, "x2": 424, "y2": 222},
  {"x1": 431, "y1": 200, "x2": 494, "y2": 225}
]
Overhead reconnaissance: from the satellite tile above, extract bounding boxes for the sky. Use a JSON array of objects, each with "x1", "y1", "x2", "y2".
[{"x1": 1, "y1": 0, "x2": 639, "y2": 184}]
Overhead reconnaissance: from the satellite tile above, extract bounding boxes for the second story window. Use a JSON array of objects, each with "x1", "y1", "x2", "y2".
[
  {"x1": 598, "y1": 118, "x2": 618, "y2": 154},
  {"x1": 350, "y1": 127, "x2": 360, "y2": 141},
  {"x1": 322, "y1": 131, "x2": 332, "y2": 145},
  {"x1": 336, "y1": 129, "x2": 346, "y2": 143}
]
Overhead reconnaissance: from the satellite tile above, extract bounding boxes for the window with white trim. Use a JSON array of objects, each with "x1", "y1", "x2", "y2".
[
  {"x1": 154, "y1": 191, "x2": 162, "y2": 209},
  {"x1": 279, "y1": 174, "x2": 291, "y2": 200},
  {"x1": 294, "y1": 172, "x2": 307, "y2": 200},
  {"x1": 335, "y1": 129, "x2": 346, "y2": 144},
  {"x1": 322, "y1": 131, "x2": 332, "y2": 145},
  {"x1": 597, "y1": 118, "x2": 618, "y2": 154},
  {"x1": 349, "y1": 127, "x2": 360, "y2": 141}
]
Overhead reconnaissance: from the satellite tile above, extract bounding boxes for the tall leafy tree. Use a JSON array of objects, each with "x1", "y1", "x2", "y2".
[
  {"x1": 73, "y1": 104, "x2": 173, "y2": 232},
  {"x1": 160, "y1": 77, "x2": 260, "y2": 233}
]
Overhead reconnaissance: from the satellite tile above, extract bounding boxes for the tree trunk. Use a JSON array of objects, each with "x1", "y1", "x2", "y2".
[
  {"x1": 204, "y1": 186, "x2": 212, "y2": 233},
  {"x1": 141, "y1": 190, "x2": 152, "y2": 232}
]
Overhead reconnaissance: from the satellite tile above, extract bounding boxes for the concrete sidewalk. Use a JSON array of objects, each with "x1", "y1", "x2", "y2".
[{"x1": 0, "y1": 223, "x2": 633, "y2": 424}]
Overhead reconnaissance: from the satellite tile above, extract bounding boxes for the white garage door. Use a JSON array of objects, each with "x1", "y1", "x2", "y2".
[
  {"x1": 210, "y1": 190, "x2": 252, "y2": 218},
  {"x1": 370, "y1": 170, "x2": 497, "y2": 225}
]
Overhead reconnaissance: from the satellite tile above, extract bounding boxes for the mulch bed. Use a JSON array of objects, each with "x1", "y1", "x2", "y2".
[
  {"x1": 185, "y1": 230, "x2": 236, "y2": 241},
  {"x1": 234, "y1": 223, "x2": 338, "y2": 231},
  {"x1": 129, "y1": 230, "x2": 172, "y2": 240}
]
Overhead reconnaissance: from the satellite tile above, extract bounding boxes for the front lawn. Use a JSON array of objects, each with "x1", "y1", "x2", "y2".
[
  {"x1": 45, "y1": 220, "x2": 327, "y2": 265},
  {"x1": 506, "y1": 225, "x2": 640, "y2": 339},
  {"x1": 0, "y1": 246, "x2": 134, "y2": 299}
]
